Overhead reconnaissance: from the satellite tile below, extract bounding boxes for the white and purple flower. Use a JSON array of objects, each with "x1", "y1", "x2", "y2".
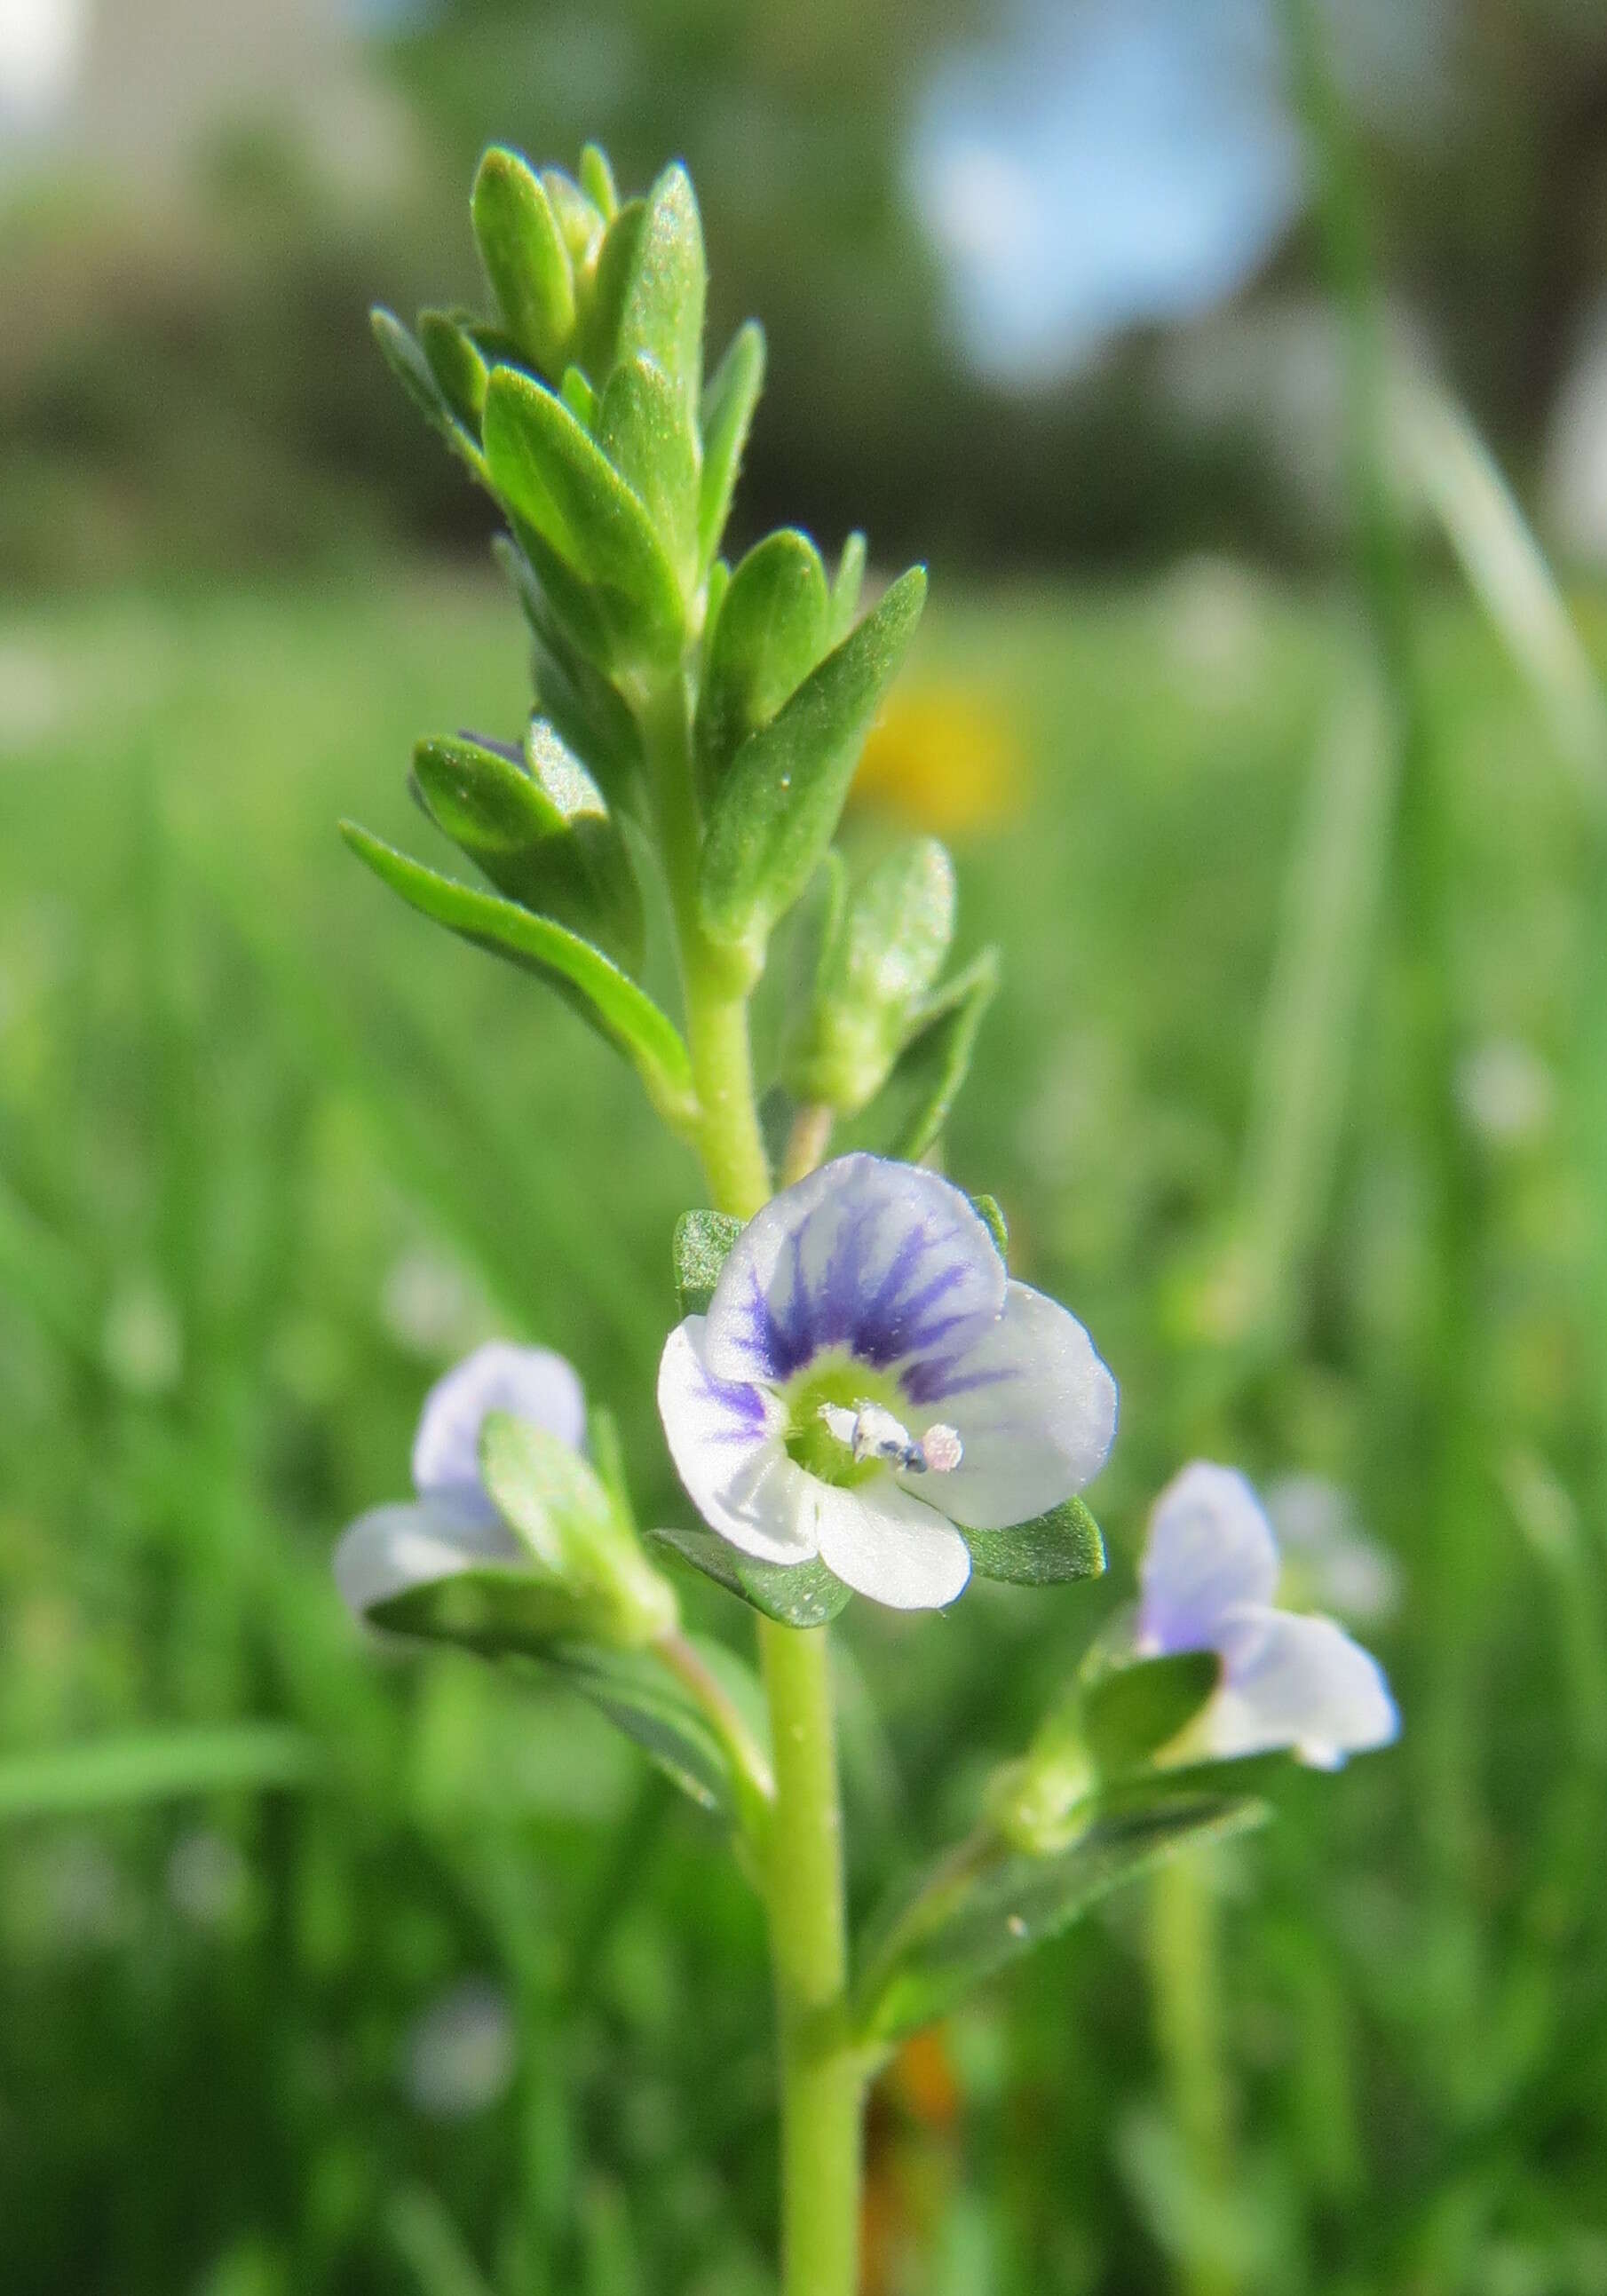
[
  {"x1": 658, "y1": 1153, "x2": 1118, "y2": 1611},
  {"x1": 334, "y1": 1341, "x2": 586, "y2": 1619},
  {"x1": 1137, "y1": 1461, "x2": 1398, "y2": 1769}
]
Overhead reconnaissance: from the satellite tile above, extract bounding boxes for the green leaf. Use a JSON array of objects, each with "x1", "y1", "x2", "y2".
[
  {"x1": 368, "y1": 1564, "x2": 619, "y2": 1663},
  {"x1": 471, "y1": 146, "x2": 575, "y2": 376},
  {"x1": 339, "y1": 823, "x2": 693, "y2": 1120},
  {"x1": 598, "y1": 353, "x2": 701, "y2": 595},
  {"x1": 829, "y1": 531, "x2": 867, "y2": 642},
  {"x1": 0, "y1": 1723, "x2": 315, "y2": 1822},
  {"x1": 579, "y1": 142, "x2": 619, "y2": 222},
  {"x1": 699, "y1": 566, "x2": 928, "y2": 961},
  {"x1": 558, "y1": 363, "x2": 598, "y2": 431},
  {"x1": 576, "y1": 196, "x2": 645, "y2": 381},
  {"x1": 541, "y1": 168, "x2": 605, "y2": 269},
  {"x1": 419, "y1": 309, "x2": 489, "y2": 430},
  {"x1": 371, "y1": 308, "x2": 487, "y2": 479},
  {"x1": 785, "y1": 835, "x2": 955, "y2": 1113},
  {"x1": 606, "y1": 162, "x2": 706, "y2": 409},
  {"x1": 961, "y1": 1495, "x2": 1105, "y2": 1587},
  {"x1": 970, "y1": 1191, "x2": 1009, "y2": 1262},
  {"x1": 672, "y1": 1207, "x2": 743, "y2": 1317},
  {"x1": 840, "y1": 946, "x2": 1000, "y2": 1161},
  {"x1": 856, "y1": 1793, "x2": 1267, "y2": 2042},
  {"x1": 698, "y1": 321, "x2": 765, "y2": 570},
  {"x1": 649, "y1": 1525, "x2": 852, "y2": 1628},
  {"x1": 550, "y1": 1643, "x2": 738, "y2": 1817},
  {"x1": 695, "y1": 529, "x2": 831, "y2": 799},
  {"x1": 491, "y1": 534, "x2": 645, "y2": 792},
  {"x1": 482, "y1": 367, "x2": 685, "y2": 665},
  {"x1": 1081, "y1": 1652, "x2": 1222, "y2": 1775},
  {"x1": 412, "y1": 729, "x2": 643, "y2": 972}
]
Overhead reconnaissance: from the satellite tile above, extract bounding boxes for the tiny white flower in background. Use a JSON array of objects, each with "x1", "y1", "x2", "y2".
[
  {"x1": 334, "y1": 1341, "x2": 585, "y2": 1620},
  {"x1": 1264, "y1": 1472, "x2": 1401, "y2": 1627},
  {"x1": 1455, "y1": 1037, "x2": 1553, "y2": 1149},
  {"x1": 402, "y1": 1978, "x2": 517, "y2": 2119},
  {"x1": 1137, "y1": 1461, "x2": 1397, "y2": 1769},
  {"x1": 657, "y1": 1153, "x2": 1118, "y2": 1612}
]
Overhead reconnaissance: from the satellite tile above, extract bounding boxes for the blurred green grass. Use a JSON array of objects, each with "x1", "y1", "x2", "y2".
[{"x1": 4, "y1": 566, "x2": 1607, "y2": 2294}]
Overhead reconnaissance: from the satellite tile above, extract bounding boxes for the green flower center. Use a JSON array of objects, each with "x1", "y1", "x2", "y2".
[{"x1": 782, "y1": 1358, "x2": 906, "y2": 1489}]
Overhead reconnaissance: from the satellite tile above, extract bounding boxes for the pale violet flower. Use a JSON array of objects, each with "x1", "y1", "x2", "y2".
[
  {"x1": 658, "y1": 1153, "x2": 1117, "y2": 1612},
  {"x1": 1138, "y1": 1461, "x2": 1397, "y2": 1769},
  {"x1": 334, "y1": 1342, "x2": 585, "y2": 1619}
]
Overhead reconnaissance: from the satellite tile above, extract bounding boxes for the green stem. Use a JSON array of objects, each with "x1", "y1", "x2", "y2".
[
  {"x1": 759, "y1": 1614, "x2": 864, "y2": 2296},
  {"x1": 1151, "y1": 1859, "x2": 1234, "y2": 2296},
  {"x1": 643, "y1": 668, "x2": 859, "y2": 2293}
]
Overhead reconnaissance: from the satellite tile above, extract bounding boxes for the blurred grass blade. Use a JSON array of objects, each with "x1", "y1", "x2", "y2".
[
  {"x1": 1395, "y1": 370, "x2": 1607, "y2": 800},
  {"x1": 0, "y1": 1722, "x2": 315, "y2": 1821},
  {"x1": 1224, "y1": 663, "x2": 1397, "y2": 1351},
  {"x1": 385, "y1": 2188, "x2": 498, "y2": 2296}
]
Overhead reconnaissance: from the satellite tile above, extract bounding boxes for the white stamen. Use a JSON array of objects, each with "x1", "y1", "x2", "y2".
[{"x1": 817, "y1": 1400, "x2": 962, "y2": 1476}]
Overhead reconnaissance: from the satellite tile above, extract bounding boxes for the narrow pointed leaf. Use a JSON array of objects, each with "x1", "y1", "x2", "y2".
[
  {"x1": 970, "y1": 1192, "x2": 1009, "y2": 1262},
  {"x1": 829, "y1": 531, "x2": 867, "y2": 641},
  {"x1": 419, "y1": 309, "x2": 489, "y2": 429},
  {"x1": 786, "y1": 835, "x2": 956, "y2": 1112},
  {"x1": 699, "y1": 566, "x2": 928, "y2": 956},
  {"x1": 961, "y1": 1495, "x2": 1105, "y2": 1587},
  {"x1": 483, "y1": 367, "x2": 685, "y2": 661},
  {"x1": 608, "y1": 162, "x2": 706, "y2": 408},
  {"x1": 579, "y1": 142, "x2": 619, "y2": 221},
  {"x1": 471, "y1": 146, "x2": 574, "y2": 375},
  {"x1": 578, "y1": 197, "x2": 646, "y2": 381},
  {"x1": 649, "y1": 1525, "x2": 852, "y2": 1628},
  {"x1": 856, "y1": 1793, "x2": 1267, "y2": 2042},
  {"x1": 372, "y1": 308, "x2": 486, "y2": 479},
  {"x1": 696, "y1": 528, "x2": 831, "y2": 796},
  {"x1": 698, "y1": 321, "x2": 765, "y2": 569},
  {"x1": 598, "y1": 353, "x2": 700, "y2": 593},
  {"x1": 841, "y1": 946, "x2": 1000, "y2": 1161},
  {"x1": 340, "y1": 824, "x2": 692, "y2": 1116},
  {"x1": 491, "y1": 533, "x2": 644, "y2": 788},
  {"x1": 672, "y1": 1208, "x2": 743, "y2": 1317},
  {"x1": 549, "y1": 1643, "x2": 736, "y2": 1817},
  {"x1": 1081, "y1": 1652, "x2": 1223, "y2": 1775},
  {"x1": 541, "y1": 168, "x2": 605, "y2": 268}
]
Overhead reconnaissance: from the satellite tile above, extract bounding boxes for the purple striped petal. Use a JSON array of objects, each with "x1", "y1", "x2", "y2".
[
  {"x1": 657, "y1": 1318, "x2": 815, "y2": 1564},
  {"x1": 702, "y1": 1154, "x2": 1005, "y2": 1387},
  {"x1": 411, "y1": 1342, "x2": 586, "y2": 1514},
  {"x1": 907, "y1": 1281, "x2": 1117, "y2": 1529}
]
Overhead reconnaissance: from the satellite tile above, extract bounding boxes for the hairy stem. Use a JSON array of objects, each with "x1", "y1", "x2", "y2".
[
  {"x1": 759, "y1": 1615, "x2": 864, "y2": 2296},
  {"x1": 646, "y1": 669, "x2": 860, "y2": 2293}
]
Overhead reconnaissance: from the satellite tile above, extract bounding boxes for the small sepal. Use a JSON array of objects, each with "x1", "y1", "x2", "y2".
[
  {"x1": 672, "y1": 1208, "x2": 743, "y2": 1317},
  {"x1": 698, "y1": 566, "x2": 929, "y2": 970},
  {"x1": 783, "y1": 835, "x2": 956, "y2": 1114},
  {"x1": 959, "y1": 1495, "x2": 1105, "y2": 1587},
  {"x1": 1081, "y1": 1651, "x2": 1223, "y2": 1776},
  {"x1": 648, "y1": 1524, "x2": 851, "y2": 1629}
]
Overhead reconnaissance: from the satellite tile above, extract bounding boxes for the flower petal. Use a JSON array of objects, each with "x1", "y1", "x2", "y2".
[
  {"x1": 412, "y1": 1342, "x2": 586, "y2": 1507},
  {"x1": 1206, "y1": 1604, "x2": 1398, "y2": 1767},
  {"x1": 333, "y1": 1497, "x2": 524, "y2": 1622},
  {"x1": 658, "y1": 1318, "x2": 817, "y2": 1564},
  {"x1": 1138, "y1": 1461, "x2": 1278, "y2": 1654},
  {"x1": 812, "y1": 1476, "x2": 973, "y2": 1611},
  {"x1": 702, "y1": 1152, "x2": 1005, "y2": 1387},
  {"x1": 904, "y1": 1280, "x2": 1116, "y2": 1530}
]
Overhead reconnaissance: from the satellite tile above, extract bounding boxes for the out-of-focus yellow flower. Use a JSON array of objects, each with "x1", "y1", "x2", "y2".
[{"x1": 851, "y1": 682, "x2": 1027, "y2": 836}]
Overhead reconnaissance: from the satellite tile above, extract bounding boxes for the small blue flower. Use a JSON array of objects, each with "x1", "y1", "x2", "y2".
[
  {"x1": 1137, "y1": 1462, "x2": 1398, "y2": 1769},
  {"x1": 658, "y1": 1153, "x2": 1117, "y2": 1611},
  {"x1": 335, "y1": 1342, "x2": 585, "y2": 1619}
]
